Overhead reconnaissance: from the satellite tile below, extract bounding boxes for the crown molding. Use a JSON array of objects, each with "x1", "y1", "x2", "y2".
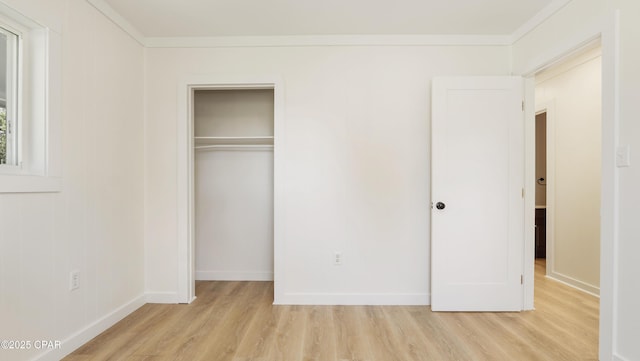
[
  {"x1": 86, "y1": 0, "x2": 572, "y2": 48},
  {"x1": 144, "y1": 34, "x2": 512, "y2": 48},
  {"x1": 85, "y1": 0, "x2": 145, "y2": 46},
  {"x1": 509, "y1": 0, "x2": 573, "y2": 43}
]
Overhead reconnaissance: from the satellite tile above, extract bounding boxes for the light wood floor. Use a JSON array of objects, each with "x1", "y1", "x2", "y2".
[{"x1": 65, "y1": 259, "x2": 599, "y2": 360}]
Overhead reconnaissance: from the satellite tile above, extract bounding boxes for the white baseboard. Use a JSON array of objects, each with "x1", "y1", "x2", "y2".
[
  {"x1": 614, "y1": 354, "x2": 630, "y2": 361},
  {"x1": 276, "y1": 292, "x2": 430, "y2": 305},
  {"x1": 547, "y1": 271, "x2": 600, "y2": 297},
  {"x1": 145, "y1": 292, "x2": 180, "y2": 303},
  {"x1": 34, "y1": 294, "x2": 146, "y2": 361},
  {"x1": 195, "y1": 271, "x2": 274, "y2": 281}
]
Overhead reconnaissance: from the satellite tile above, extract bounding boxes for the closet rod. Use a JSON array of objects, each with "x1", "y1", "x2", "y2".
[{"x1": 195, "y1": 144, "x2": 274, "y2": 150}]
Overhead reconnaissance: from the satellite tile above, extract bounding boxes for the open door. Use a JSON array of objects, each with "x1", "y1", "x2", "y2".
[{"x1": 431, "y1": 76, "x2": 524, "y2": 311}]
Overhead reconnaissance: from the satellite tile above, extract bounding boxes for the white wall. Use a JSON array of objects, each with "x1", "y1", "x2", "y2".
[
  {"x1": 194, "y1": 89, "x2": 275, "y2": 137},
  {"x1": 195, "y1": 151, "x2": 274, "y2": 280},
  {"x1": 0, "y1": 0, "x2": 145, "y2": 360},
  {"x1": 513, "y1": 1, "x2": 640, "y2": 360},
  {"x1": 536, "y1": 48, "x2": 601, "y2": 293},
  {"x1": 144, "y1": 45, "x2": 511, "y2": 304}
]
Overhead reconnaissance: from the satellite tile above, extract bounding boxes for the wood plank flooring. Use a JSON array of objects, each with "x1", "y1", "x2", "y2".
[{"x1": 65, "y1": 260, "x2": 599, "y2": 360}]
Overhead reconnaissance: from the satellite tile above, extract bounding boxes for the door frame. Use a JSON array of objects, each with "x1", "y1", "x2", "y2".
[
  {"x1": 176, "y1": 74, "x2": 285, "y2": 304},
  {"x1": 520, "y1": 11, "x2": 618, "y2": 360}
]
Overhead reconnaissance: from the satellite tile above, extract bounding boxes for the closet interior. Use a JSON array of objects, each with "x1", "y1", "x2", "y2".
[{"x1": 194, "y1": 88, "x2": 274, "y2": 281}]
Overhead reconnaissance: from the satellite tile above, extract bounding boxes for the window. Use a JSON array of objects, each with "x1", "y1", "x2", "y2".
[
  {"x1": 0, "y1": 3, "x2": 62, "y2": 192},
  {"x1": 0, "y1": 26, "x2": 18, "y2": 166}
]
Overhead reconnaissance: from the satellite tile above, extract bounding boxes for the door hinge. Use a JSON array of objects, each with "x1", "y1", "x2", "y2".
[
  {"x1": 522, "y1": 100, "x2": 525, "y2": 111},
  {"x1": 521, "y1": 275, "x2": 524, "y2": 284},
  {"x1": 522, "y1": 188, "x2": 525, "y2": 198}
]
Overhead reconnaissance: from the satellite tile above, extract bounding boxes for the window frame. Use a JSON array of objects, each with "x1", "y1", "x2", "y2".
[{"x1": 0, "y1": 2, "x2": 62, "y2": 193}]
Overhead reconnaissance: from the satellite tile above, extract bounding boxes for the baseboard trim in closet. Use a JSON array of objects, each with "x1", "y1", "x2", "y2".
[{"x1": 195, "y1": 271, "x2": 274, "y2": 281}]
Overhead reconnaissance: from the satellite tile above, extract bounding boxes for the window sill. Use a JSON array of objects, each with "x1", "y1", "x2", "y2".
[{"x1": 0, "y1": 174, "x2": 62, "y2": 193}]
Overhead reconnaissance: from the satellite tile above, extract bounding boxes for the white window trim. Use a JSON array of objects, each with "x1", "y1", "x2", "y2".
[{"x1": 0, "y1": 2, "x2": 62, "y2": 193}]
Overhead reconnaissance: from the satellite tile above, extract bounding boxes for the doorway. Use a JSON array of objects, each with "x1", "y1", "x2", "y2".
[
  {"x1": 176, "y1": 76, "x2": 284, "y2": 304},
  {"x1": 533, "y1": 43, "x2": 602, "y2": 297}
]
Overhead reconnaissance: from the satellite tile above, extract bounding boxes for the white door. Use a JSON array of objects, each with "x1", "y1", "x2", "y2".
[{"x1": 431, "y1": 76, "x2": 524, "y2": 311}]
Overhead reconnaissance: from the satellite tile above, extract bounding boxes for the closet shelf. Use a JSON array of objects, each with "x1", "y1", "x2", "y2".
[{"x1": 194, "y1": 136, "x2": 274, "y2": 146}]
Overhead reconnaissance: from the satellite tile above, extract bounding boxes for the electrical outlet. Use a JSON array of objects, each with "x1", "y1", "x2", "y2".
[
  {"x1": 616, "y1": 145, "x2": 631, "y2": 167},
  {"x1": 334, "y1": 252, "x2": 343, "y2": 266},
  {"x1": 70, "y1": 270, "x2": 80, "y2": 291}
]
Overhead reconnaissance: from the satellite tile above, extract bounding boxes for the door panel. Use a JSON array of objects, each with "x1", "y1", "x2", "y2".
[{"x1": 431, "y1": 77, "x2": 524, "y2": 311}]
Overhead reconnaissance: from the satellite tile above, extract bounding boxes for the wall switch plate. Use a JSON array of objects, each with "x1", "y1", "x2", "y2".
[
  {"x1": 70, "y1": 270, "x2": 80, "y2": 291},
  {"x1": 616, "y1": 145, "x2": 631, "y2": 168},
  {"x1": 333, "y1": 252, "x2": 343, "y2": 266}
]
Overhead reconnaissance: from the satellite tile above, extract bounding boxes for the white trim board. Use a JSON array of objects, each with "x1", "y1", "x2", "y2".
[
  {"x1": 547, "y1": 272, "x2": 600, "y2": 297},
  {"x1": 522, "y1": 78, "x2": 536, "y2": 311},
  {"x1": 34, "y1": 294, "x2": 146, "y2": 361},
  {"x1": 145, "y1": 35, "x2": 513, "y2": 48},
  {"x1": 86, "y1": 0, "x2": 570, "y2": 48},
  {"x1": 614, "y1": 354, "x2": 632, "y2": 361},
  {"x1": 509, "y1": 0, "x2": 572, "y2": 44},
  {"x1": 535, "y1": 45, "x2": 602, "y2": 84},
  {"x1": 85, "y1": 0, "x2": 145, "y2": 45}
]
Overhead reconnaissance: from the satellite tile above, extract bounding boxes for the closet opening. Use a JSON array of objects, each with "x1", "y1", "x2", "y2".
[{"x1": 193, "y1": 89, "x2": 275, "y2": 285}]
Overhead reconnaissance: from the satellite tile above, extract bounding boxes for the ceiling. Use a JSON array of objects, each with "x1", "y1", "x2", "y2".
[{"x1": 100, "y1": 0, "x2": 559, "y2": 38}]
